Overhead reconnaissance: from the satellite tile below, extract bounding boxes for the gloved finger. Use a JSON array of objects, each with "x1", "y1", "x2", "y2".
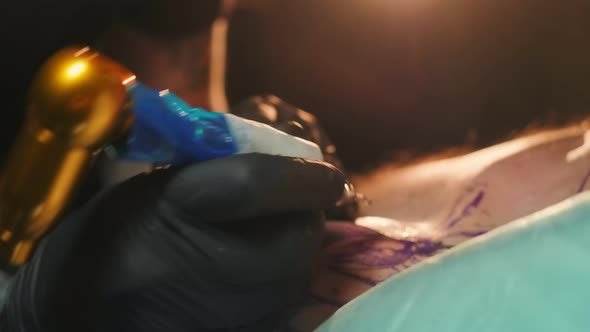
[
  {"x1": 206, "y1": 210, "x2": 325, "y2": 283},
  {"x1": 231, "y1": 95, "x2": 344, "y2": 170},
  {"x1": 157, "y1": 153, "x2": 346, "y2": 223}
]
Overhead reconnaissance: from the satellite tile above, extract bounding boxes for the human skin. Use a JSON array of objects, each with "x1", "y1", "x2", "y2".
[
  {"x1": 288, "y1": 123, "x2": 590, "y2": 331},
  {"x1": 355, "y1": 124, "x2": 590, "y2": 243}
]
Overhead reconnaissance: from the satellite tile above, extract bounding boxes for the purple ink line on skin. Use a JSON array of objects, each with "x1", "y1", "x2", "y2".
[
  {"x1": 444, "y1": 189, "x2": 472, "y2": 220},
  {"x1": 443, "y1": 182, "x2": 486, "y2": 219},
  {"x1": 576, "y1": 169, "x2": 590, "y2": 193},
  {"x1": 327, "y1": 237, "x2": 440, "y2": 271},
  {"x1": 446, "y1": 190, "x2": 486, "y2": 228}
]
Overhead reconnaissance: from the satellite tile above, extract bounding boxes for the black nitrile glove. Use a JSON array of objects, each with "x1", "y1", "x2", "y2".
[
  {"x1": 0, "y1": 154, "x2": 345, "y2": 332},
  {"x1": 232, "y1": 96, "x2": 361, "y2": 220},
  {"x1": 232, "y1": 96, "x2": 344, "y2": 170}
]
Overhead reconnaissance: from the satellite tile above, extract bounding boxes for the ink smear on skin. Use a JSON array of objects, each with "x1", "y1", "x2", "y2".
[
  {"x1": 320, "y1": 223, "x2": 443, "y2": 285},
  {"x1": 444, "y1": 182, "x2": 488, "y2": 228},
  {"x1": 309, "y1": 181, "x2": 490, "y2": 311},
  {"x1": 576, "y1": 169, "x2": 590, "y2": 193},
  {"x1": 446, "y1": 190, "x2": 485, "y2": 227},
  {"x1": 441, "y1": 181, "x2": 493, "y2": 241}
]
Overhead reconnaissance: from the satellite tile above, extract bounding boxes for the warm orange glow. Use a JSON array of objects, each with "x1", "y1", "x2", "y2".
[
  {"x1": 209, "y1": 15, "x2": 230, "y2": 113},
  {"x1": 10, "y1": 241, "x2": 33, "y2": 266},
  {"x1": 0, "y1": 231, "x2": 11, "y2": 242},
  {"x1": 74, "y1": 46, "x2": 90, "y2": 57},
  {"x1": 567, "y1": 130, "x2": 590, "y2": 162},
  {"x1": 123, "y1": 75, "x2": 137, "y2": 85},
  {"x1": 30, "y1": 149, "x2": 89, "y2": 231},
  {"x1": 65, "y1": 61, "x2": 87, "y2": 79},
  {"x1": 355, "y1": 216, "x2": 441, "y2": 240},
  {"x1": 36, "y1": 129, "x2": 54, "y2": 143}
]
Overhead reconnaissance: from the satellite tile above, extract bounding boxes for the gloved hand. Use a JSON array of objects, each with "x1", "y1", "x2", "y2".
[
  {"x1": 0, "y1": 154, "x2": 345, "y2": 332},
  {"x1": 232, "y1": 95, "x2": 344, "y2": 170},
  {"x1": 232, "y1": 96, "x2": 361, "y2": 220}
]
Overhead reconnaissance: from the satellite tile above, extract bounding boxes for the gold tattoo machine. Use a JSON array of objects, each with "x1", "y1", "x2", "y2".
[
  {"x1": 0, "y1": 46, "x2": 136, "y2": 266},
  {"x1": 0, "y1": 45, "x2": 325, "y2": 267}
]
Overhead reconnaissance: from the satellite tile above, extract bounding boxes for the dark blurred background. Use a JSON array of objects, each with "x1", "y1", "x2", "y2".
[
  {"x1": 1, "y1": 0, "x2": 589, "y2": 172},
  {"x1": 227, "y1": 0, "x2": 590, "y2": 172}
]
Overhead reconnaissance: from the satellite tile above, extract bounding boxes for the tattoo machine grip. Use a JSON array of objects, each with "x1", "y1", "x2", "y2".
[
  {"x1": 0, "y1": 47, "x2": 136, "y2": 266},
  {"x1": 0, "y1": 45, "x2": 327, "y2": 267}
]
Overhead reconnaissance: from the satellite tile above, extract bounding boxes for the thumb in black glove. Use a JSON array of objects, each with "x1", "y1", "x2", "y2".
[
  {"x1": 231, "y1": 95, "x2": 361, "y2": 220},
  {"x1": 0, "y1": 154, "x2": 345, "y2": 332}
]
